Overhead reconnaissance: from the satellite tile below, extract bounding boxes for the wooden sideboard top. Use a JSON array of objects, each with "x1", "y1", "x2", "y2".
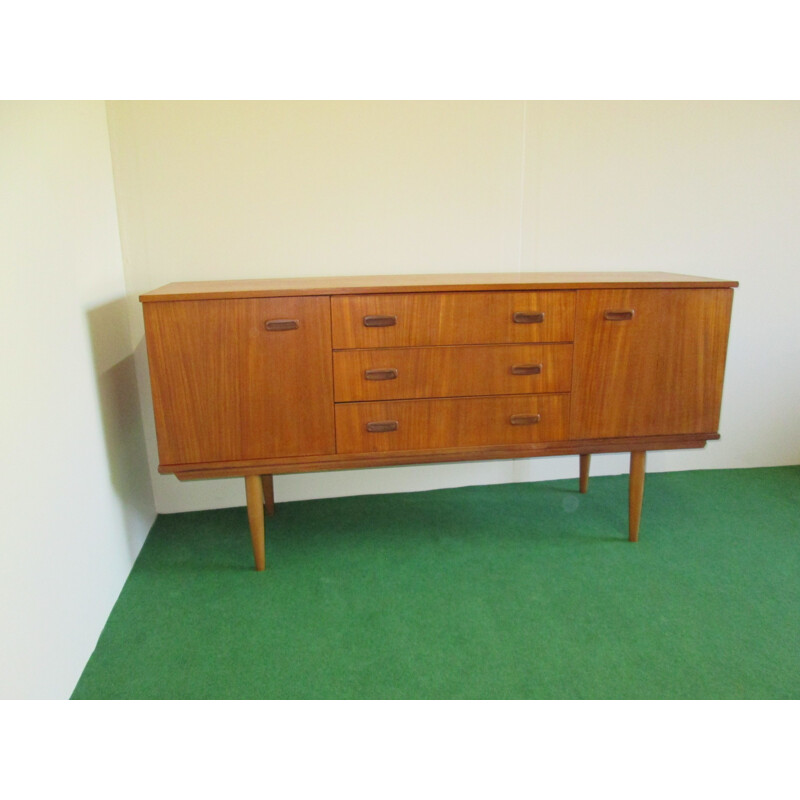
[{"x1": 140, "y1": 272, "x2": 739, "y2": 302}]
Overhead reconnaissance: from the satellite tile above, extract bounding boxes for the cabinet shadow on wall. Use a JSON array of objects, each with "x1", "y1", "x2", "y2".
[{"x1": 86, "y1": 297, "x2": 156, "y2": 559}]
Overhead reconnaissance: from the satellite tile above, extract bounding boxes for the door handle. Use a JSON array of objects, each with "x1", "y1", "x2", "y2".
[
  {"x1": 364, "y1": 368, "x2": 398, "y2": 381},
  {"x1": 512, "y1": 311, "x2": 545, "y2": 324},
  {"x1": 366, "y1": 420, "x2": 399, "y2": 433},
  {"x1": 603, "y1": 309, "x2": 635, "y2": 321},
  {"x1": 363, "y1": 315, "x2": 397, "y2": 328},
  {"x1": 510, "y1": 414, "x2": 541, "y2": 425},
  {"x1": 510, "y1": 363, "x2": 543, "y2": 375},
  {"x1": 264, "y1": 319, "x2": 299, "y2": 331}
]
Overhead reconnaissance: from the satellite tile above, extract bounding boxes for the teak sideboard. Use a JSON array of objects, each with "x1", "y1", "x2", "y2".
[{"x1": 140, "y1": 272, "x2": 737, "y2": 571}]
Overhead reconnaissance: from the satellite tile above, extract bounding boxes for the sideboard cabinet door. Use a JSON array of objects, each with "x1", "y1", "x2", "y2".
[
  {"x1": 570, "y1": 288, "x2": 734, "y2": 439},
  {"x1": 144, "y1": 296, "x2": 335, "y2": 467}
]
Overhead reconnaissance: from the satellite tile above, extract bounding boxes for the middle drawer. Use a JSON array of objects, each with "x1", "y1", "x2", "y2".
[{"x1": 333, "y1": 343, "x2": 573, "y2": 402}]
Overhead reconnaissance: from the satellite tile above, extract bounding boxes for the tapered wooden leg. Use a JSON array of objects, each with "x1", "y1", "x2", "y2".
[
  {"x1": 579, "y1": 453, "x2": 591, "y2": 493},
  {"x1": 245, "y1": 475, "x2": 266, "y2": 571},
  {"x1": 628, "y1": 451, "x2": 646, "y2": 543},
  {"x1": 261, "y1": 474, "x2": 275, "y2": 517}
]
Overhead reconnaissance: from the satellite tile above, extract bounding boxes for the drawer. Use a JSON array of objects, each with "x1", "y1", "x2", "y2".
[
  {"x1": 335, "y1": 394, "x2": 570, "y2": 454},
  {"x1": 333, "y1": 343, "x2": 573, "y2": 402},
  {"x1": 331, "y1": 291, "x2": 576, "y2": 348}
]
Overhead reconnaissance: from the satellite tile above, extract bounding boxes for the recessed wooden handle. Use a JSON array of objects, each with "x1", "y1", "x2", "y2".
[
  {"x1": 510, "y1": 414, "x2": 541, "y2": 425},
  {"x1": 265, "y1": 319, "x2": 299, "y2": 331},
  {"x1": 510, "y1": 363, "x2": 543, "y2": 375},
  {"x1": 513, "y1": 311, "x2": 545, "y2": 324},
  {"x1": 363, "y1": 315, "x2": 397, "y2": 328},
  {"x1": 366, "y1": 420, "x2": 399, "y2": 433},
  {"x1": 364, "y1": 368, "x2": 398, "y2": 381},
  {"x1": 603, "y1": 309, "x2": 635, "y2": 321}
]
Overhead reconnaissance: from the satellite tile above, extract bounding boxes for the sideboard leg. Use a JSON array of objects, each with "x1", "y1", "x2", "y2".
[
  {"x1": 628, "y1": 451, "x2": 647, "y2": 542},
  {"x1": 579, "y1": 454, "x2": 591, "y2": 493},
  {"x1": 261, "y1": 474, "x2": 275, "y2": 517},
  {"x1": 245, "y1": 475, "x2": 266, "y2": 571}
]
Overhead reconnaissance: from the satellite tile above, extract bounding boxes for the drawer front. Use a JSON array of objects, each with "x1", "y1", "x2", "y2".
[
  {"x1": 333, "y1": 343, "x2": 573, "y2": 402},
  {"x1": 335, "y1": 394, "x2": 570, "y2": 454},
  {"x1": 331, "y1": 291, "x2": 576, "y2": 348}
]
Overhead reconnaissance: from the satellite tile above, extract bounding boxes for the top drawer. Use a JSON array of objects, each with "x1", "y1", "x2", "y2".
[{"x1": 331, "y1": 291, "x2": 576, "y2": 348}]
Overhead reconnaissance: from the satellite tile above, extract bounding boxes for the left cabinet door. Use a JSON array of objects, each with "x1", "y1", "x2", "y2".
[{"x1": 143, "y1": 296, "x2": 335, "y2": 468}]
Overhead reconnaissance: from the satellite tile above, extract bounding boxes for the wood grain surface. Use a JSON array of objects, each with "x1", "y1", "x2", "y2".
[
  {"x1": 570, "y1": 288, "x2": 734, "y2": 438},
  {"x1": 334, "y1": 394, "x2": 570, "y2": 454},
  {"x1": 331, "y1": 291, "x2": 576, "y2": 348},
  {"x1": 144, "y1": 296, "x2": 335, "y2": 465},
  {"x1": 333, "y1": 343, "x2": 573, "y2": 402},
  {"x1": 141, "y1": 272, "x2": 738, "y2": 301}
]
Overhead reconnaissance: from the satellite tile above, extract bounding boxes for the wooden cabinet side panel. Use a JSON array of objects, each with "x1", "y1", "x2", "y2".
[
  {"x1": 570, "y1": 288, "x2": 733, "y2": 439},
  {"x1": 143, "y1": 301, "x2": 242, "y2": 465}
]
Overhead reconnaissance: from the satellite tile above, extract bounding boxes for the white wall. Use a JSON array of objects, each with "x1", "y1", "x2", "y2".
[
  {"x1": 105, "y1": 100, "x2": 800, "y2": 514},
  {"x1": 0, "y1": 102, "x2": 155, "y2": 698}
]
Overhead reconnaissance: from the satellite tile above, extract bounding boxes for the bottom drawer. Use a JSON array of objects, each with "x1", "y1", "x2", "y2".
[{"x1": 335, "y1": 394, "x2": 570, "y2": 454}]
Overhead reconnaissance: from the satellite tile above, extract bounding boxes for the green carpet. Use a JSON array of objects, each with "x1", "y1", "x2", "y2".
[{"x1": 72, "y1": 466, "x2": 800, "y2": 699}]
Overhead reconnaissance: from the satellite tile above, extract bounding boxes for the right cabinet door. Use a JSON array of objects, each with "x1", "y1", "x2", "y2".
[{"x1": 570, "y1": 288, "x2": 734, "y2": 439}]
